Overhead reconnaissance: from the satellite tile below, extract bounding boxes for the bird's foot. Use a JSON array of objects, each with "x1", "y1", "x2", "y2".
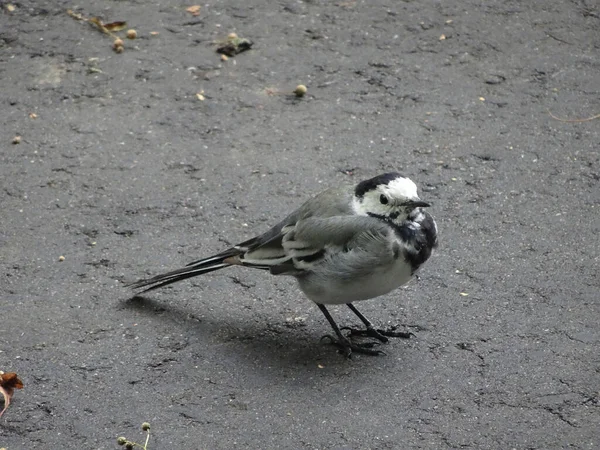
[
  {"x1": 341, "y1": 325, "x2": 414, "y2": 343},
  {"x1": 320, "y1": 335, "x2": 385, "y2": 358}
]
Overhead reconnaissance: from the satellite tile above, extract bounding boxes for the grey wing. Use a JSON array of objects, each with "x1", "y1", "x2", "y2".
[
  {"x1": 263, "y1": 216, "x2": 396, "y2": 276},
  {"x1": 221, "y1": 186, "x2": 355, "y2": 269},
  {"x1": 282, "y1": 216, "x2": 392, "y2": 250},
  {"x1": 294, "y1": 216, "x2": 398, "y2": 277},
  {"x1": 331, "y1": 225, "x2": 399, "y2": 279},
  {"x1": 185, "y1": 185, "x2": 351, "y2": 266}
]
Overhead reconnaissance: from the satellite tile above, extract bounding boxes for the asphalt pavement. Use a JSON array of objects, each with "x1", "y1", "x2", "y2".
[{"x1": 1, "y1": 0, "x2": 599, "y2": 448}]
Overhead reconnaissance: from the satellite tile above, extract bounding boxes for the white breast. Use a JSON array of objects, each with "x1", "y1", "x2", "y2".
[{"x1": 298, "y1": 256, "x2": 414, "y2": 305}]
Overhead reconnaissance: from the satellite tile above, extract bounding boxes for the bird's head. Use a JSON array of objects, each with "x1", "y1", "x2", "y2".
[{"x1": 352, "y1": 172, "x2": 430, "y2": 223}]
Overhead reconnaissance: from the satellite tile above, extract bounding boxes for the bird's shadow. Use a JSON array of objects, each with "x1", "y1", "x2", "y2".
[{"x1": 120, "y1": 294, "x2": 405, "y2": 379}]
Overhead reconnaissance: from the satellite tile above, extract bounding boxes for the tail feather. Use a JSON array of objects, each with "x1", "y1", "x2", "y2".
[
  {"x1": 185, "y1": 247, "x2": 242, "y2": 267},
  {"x1": 128, "y1": 247, "x2": 244, "y2": 292},
  {"x1": 127, "y1": 263, "x2": 230, "y2": 292}
]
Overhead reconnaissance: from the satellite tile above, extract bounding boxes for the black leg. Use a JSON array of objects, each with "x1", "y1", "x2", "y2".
[
  {"x1": 316, "y1": 304, "x2": 383, "y2": 357},
  {"x1": 345, "y1": 303, "x2": 413, "y2": 341}
]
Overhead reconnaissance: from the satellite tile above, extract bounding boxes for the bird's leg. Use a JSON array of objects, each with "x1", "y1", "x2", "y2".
[
  {"x1": 344, "y1": 303, "x2": 413, "y2": 342},
  {"x1": 316, "y1": 304, "x2": 384, "y2": 357}
]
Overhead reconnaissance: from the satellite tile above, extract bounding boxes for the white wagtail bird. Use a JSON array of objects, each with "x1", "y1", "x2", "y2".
[{"x1": 128, "y1": 172, "x2": 438, "y2": 356}]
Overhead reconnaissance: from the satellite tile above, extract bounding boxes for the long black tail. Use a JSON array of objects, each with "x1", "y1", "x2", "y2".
[{"x1": 127, "y1": 247, "x2": 242, "y2": 293}]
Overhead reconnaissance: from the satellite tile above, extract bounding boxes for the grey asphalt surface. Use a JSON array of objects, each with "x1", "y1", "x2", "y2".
[{"x1": 1, "y1": 0, "x2": 599, "y2": 449}]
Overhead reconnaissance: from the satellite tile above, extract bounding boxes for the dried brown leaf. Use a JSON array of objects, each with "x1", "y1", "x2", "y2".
[
  {"x1": 0, "y1": 371, "x2": 24, "y2": 418},
  {"x1": 216, "y1": 37, "x2": 253, "y2": 56},
  {"x1": 104, "y1": 21, "x2": 127, "y2": 32},
  {"x1": 0, "y1": 372, "x2": 23, "y2": 390}
]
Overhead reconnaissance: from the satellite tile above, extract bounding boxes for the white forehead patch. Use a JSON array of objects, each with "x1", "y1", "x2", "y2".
[{"x1": 381, "y1": 177, "x2": 418, "y2": 199}]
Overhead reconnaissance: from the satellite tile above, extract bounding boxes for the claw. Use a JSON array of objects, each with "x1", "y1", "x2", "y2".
[
  {"x1": 320, "y1": 334, "x2": 336, "y2": 345},
  {"x1": 342, "y1": 326, "x2": 413, "y2": 342},
  {"x1": 379, "y1": 328, "x2": 414, "y2": 339},
  {"x1": 320, "y1": 334, "x2": 385, "y2": 357}
]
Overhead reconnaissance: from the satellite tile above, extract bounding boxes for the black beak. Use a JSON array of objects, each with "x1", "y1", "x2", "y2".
[{"x1": 406, "y1": 199, "x2": 430, "y2": 208}]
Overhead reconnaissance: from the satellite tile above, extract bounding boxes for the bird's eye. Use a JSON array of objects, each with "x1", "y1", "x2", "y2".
[{"x1": 380, "y1": 194, "x2": 389, "y2": 205}]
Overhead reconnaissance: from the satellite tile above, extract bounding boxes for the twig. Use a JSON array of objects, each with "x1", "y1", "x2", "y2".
[
  {"x1": 67, "y1": 9, "x2": 121, "y2": 40},
  {"x1": 548, "y1": 110, "x2": 600, "y2": 123}
]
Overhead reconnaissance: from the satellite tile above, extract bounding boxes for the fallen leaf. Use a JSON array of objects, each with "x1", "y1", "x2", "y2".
[
  {"x1": 0, "y1": 371, "x2": 24, "y2": 418},
  {"x1": 0, "y1": 372, "x2": 23, "y2": 390},
  {"x1": 186, "y1": 5, "x2": 201, "y2": 16},
  {"x1": 217, "y1": 36, "x2": 253, "y2": 56},
  {"x1": 104, "y1": 21, "x2": 127, "y2": 32}
]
